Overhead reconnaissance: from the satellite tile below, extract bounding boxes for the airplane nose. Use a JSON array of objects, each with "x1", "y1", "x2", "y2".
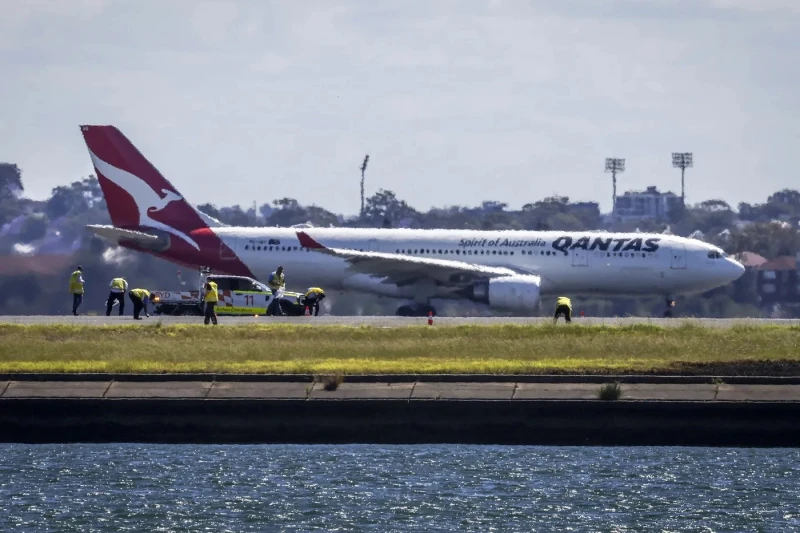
[{"x1": 727, "y1": 257, "x2": 745, "y2": 280}]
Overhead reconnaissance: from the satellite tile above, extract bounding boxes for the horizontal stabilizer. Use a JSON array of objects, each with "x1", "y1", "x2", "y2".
[{"x1": 86, "y1": 224, "x2": 166, "y2": 249}]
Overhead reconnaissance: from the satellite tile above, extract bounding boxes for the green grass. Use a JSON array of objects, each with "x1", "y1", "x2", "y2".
[{"x1": 1, "y1": 323, "x2": 800, "y2": 375}]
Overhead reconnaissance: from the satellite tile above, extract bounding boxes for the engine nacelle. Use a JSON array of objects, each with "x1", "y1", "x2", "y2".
[{"x1": 470, "y1": 275, "x2": 541, "y2": 311}]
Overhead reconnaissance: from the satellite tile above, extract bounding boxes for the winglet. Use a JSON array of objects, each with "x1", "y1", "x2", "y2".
[{"x1": 297, "y1": 231, "x2": 324, "y2": 249}]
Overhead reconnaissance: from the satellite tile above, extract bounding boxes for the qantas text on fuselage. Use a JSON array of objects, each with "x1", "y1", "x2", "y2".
[{"x1": 79, "y1": 125, "x2": 746, "y2": 315}]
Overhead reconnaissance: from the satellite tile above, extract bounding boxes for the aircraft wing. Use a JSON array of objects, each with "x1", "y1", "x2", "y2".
[
  {"x1": 85, "y1": 224, "x2": 165, "y2": 249},
  {"x1": 296, "y1": 231, "x2": 519, "y2": 286}
]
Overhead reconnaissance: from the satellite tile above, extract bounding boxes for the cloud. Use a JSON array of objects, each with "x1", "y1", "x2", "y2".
[{"x1": 1, "y1": 0, "x2": 799, "y2": 215}]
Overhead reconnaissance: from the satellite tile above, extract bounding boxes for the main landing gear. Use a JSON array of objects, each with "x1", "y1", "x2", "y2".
[
  {"x1": 664, "y1": 298, "x2": 676, "y2": 318},
  {"x1": 396, "y1": 302, "x2": 437, "y2": 317}
]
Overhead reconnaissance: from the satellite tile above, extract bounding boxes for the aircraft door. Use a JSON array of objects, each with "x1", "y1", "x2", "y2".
[
  {"x1": 670, "y1": 243, "x2": 687, "y2": 269},
  {"x1": 571, "y1": 248, "x2": 588, "y2": 267},
  {"x1": 220, "y1": 238, "x2": 237, "y2": 260},
  {"x1": 367, "y1": 239, "x2": 379, "y2": 251}
]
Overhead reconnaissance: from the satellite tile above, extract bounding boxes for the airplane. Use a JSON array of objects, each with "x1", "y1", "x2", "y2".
[{"x1": 79, "y1": 125, "x2": 745, "y2": 317}]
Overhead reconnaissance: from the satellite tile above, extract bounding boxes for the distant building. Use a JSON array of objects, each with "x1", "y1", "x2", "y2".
[
  {"x1": 756, "y1": 254, "x2": 800, "y2": 304},
  {"x1": 739, "y1": 252, "x2": 767, "y2": 270},
  {"x1": 614, "y1": 186, "x2": 682, "y2": 221}
]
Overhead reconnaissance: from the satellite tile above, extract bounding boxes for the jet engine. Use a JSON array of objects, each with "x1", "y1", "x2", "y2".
[{"x1": 469, "y1": 275, "x2": 541, "y2": 312}]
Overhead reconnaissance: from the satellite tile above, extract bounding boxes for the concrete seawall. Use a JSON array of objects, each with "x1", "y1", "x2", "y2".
[{"x1": 2, "y1": 378, "x2": 800, "y2": 446}]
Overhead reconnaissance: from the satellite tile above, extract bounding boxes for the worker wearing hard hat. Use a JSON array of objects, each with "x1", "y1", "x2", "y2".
[
  {"x1": 128, "y1": 288, "x2": 151, "y2": 320},
  {"x1": 204, "y1": 280, "x2": 219, "y2": 325},
  {"x1": 301, "y1": 287, "x2": 326, "y2": 316},
  {"x1": 267, "y1": 266, "x2": 286, "y2": 316},
  {"x1": 69, "y1": 266, "x2": 85, "y2": 316},
  {"x1": 554, "y1": 296, "x2": 572, "y2": 324},
  {"x1": 106, "y1": 276, "x2": 128, "y2": 316}
]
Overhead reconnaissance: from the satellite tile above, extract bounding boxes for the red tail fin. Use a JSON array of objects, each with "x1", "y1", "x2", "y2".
[{"x1": 80, "y1": 125, "x2": 211, "y2": 249}]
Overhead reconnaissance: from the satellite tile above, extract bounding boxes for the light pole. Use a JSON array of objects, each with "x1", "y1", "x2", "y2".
[
  {"x1": 360, "y1": 154, "x2": 370, "y2": 219},
  {"x1": 671, "y1": 152, "x2": 693, "y2": 206},
  {"x1": 605, "y1": 158, "x2": 625, "y2": 217}
]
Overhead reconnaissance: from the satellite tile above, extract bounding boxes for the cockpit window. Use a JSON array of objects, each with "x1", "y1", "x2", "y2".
[{"x1": 707, "y1": 250, "x2": 723, "y2": 259}]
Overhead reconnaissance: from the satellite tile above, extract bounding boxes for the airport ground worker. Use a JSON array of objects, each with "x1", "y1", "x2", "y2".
[
  {"x1": 204, "y1": 280, "x2": 218, "y2": 325},
  {"x1": 554, "y1": 296, "x2": 572, "y2": 323},
  {"x1": 128, "y1": 288, "x2": 151, "y2": 320},
  {"x1": 301, "y1": 287, "x2": 326, "y2": 316},
  {"x1": 69, "y1": 266, "x2": 85, "y2": 315},
  {"x1": 106, "y1": 277, "x2": 128, "y2": 316},
  {"x1": 267, "y1": 266, "x2": 286, "y2": 316}
]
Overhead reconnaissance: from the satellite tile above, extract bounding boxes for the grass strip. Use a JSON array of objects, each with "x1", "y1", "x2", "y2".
[{"x1": 1, "y1": 323, "x2": 800, "y2": 375}]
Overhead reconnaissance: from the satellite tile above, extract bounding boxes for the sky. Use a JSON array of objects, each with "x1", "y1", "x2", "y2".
[{"x1": 1, "y1": 0, "x2": 799, "y2": 216}]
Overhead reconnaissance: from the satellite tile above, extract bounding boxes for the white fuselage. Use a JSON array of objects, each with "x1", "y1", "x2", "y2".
[{"x1": 207, "y1": 227, "x2": 745, "y2": 301}]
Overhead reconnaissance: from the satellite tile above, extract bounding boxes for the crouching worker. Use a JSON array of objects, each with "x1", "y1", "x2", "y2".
[
  {"x1": 106, "y1": 277, "x2": 128, "y2": 316},
  {"x1": 204, "y1": 280, "x2": 218, "y2": 325},
  {"x1": 554, "y1": 296, "x2": 572, "y2": 324},
  {"x1": 128, "y1": 288, "x2": 151, "y2": 320},
  {"x1": 301, "y1": 287, "x2": 326, "y2": 316}
]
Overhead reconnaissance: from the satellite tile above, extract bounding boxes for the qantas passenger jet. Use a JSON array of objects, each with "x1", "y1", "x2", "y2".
[{"x1": 80, "y1": 125, "x2": 744, "y2": 317}]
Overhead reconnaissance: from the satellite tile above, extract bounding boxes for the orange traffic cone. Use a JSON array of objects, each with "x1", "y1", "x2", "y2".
[
  {"x1": 427, "y1": 311, "x2": 433, "y2": 325},
  {"x1": 304, "y1": 306, "x2": 310, "y2": 316}
]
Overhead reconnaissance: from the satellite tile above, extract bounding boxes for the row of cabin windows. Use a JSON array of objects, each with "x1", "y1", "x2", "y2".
[
  {"x1": 242, "y1": 244, "x2": 654, "y2": 259},
  {"x1": 393, "y1": 248, "x2": 655, "y2": 258},
  {"x1": 244, "y1": 245, "x2": 309, "y2": 252}
]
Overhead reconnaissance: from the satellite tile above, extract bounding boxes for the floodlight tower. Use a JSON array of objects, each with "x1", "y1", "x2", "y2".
[
  {"x1": 605, "y1": 158, "x2": 626, "y2": 217},
  {"x1": 671, "y1": 152, "x2": 693, "y2": 206}
]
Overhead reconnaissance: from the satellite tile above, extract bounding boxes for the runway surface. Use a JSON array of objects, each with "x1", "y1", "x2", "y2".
[{"x1": 1, "y1": 315, "x2": 799, "y2": 327}]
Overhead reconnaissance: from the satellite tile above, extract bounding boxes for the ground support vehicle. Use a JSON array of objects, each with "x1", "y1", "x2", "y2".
[{"x1": 151, "y1": 268, "x2": 312, "y2": 316}]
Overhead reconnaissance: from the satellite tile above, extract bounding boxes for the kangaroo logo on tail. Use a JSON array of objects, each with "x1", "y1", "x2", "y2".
[{"x1": 89, "y1": 150, "x2": 201, "y2": 250}]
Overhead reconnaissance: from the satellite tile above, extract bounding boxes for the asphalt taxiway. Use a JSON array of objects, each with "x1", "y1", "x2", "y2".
[{"x1": 0, "y1": 315, "x2": 799, "y2": 327}]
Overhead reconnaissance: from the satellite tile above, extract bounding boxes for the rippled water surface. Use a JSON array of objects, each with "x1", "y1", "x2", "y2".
[{"x1": 1, "y1": 445, "x2": 799, "y2": 532}]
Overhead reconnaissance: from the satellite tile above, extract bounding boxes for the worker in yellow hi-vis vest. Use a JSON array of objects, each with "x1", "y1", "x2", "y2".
[
  {"x1": 128, "y1": 288, "x2": 151, "y2": 320},
  {"x1": 204, "y1": 280, "x2": 218, "y2": 325},
  {"x1": 301, "y1": 287, "x2": 326, "y2": 316},
  {"x1": 267, "y1": 266, "x2": 286, "y2": 316},
  {"x1": 554, "y1": 296, "x2": 572, "y2": 324},
  {"x1": 69, "y1": 266, "x2": 85, "y2": 316},
  {"x1": 106, "y1": 277, "x2": 128, "y2": 316}
]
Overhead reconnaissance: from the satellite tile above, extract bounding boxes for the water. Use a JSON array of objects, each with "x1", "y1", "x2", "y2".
[{"x1": 1, "y1": 445, "x2": 798, "y2": 532}]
